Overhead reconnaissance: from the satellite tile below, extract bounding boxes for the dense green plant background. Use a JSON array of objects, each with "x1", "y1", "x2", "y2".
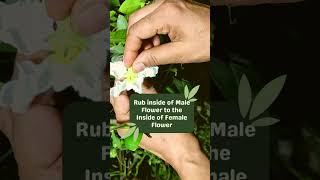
[
  {"x1": 1, "y1": 0, "x2": 316, "y2": 180},
  {"x1": 109, "y1": 0, "x2": 211, "y2": 179}
]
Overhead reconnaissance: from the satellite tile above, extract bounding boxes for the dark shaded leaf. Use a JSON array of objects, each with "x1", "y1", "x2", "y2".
[
  {"x1": 252, "y1": 117, "x2": 280, "y2": 127},
  {"x1": 249, "y1": 75, "x2": 287, "y2": 119},
  {"x1": 238, "y1": 74, "x2": 252, "y2": 119}
]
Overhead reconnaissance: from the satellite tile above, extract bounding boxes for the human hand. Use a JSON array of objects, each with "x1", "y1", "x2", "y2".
[
  {"x1": 110, "y1": 87, "x2": 210, "y2": 180},
  {"x1": 0, "y1": 53, "x2": 62, "y2": 180},
  {"x1": 45, "y1": 0, "x2": 107, "y2": 36},
  {"x1": 124, "y1": 0, "x2": 210, "y2": 72}
]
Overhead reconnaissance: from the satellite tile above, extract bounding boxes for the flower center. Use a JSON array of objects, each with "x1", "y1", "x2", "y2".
[
  {"x1": 125, "y1": 68, "x2": 138, "y2": 83},
  {"x1": 47, "y1": 18, "x2": 87, "y2": 64}
]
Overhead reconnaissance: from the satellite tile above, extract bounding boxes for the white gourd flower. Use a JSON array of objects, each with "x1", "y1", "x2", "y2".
[
  {"x1": 0, "y1": 1, "x2": 106, "y2": 113},
  {"x1": 110, "y1": 61, "x2": 158, "y2": 97}
]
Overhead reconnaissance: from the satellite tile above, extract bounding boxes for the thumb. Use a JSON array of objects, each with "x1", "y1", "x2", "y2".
[{"x1": 132, "y1": 42, "x2": 186, "y2": 72}]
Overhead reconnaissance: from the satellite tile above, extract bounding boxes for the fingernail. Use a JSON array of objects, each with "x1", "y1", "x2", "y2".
[{"x1": 133, "y1": 62, "x2": 145, "y2": 73}]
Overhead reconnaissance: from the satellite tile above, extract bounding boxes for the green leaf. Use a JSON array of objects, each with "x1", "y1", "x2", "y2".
[
  {"x1": 133, "y1": 127, "x2": 140, "y2": 141},
  {"x1": 251, "y1": 117, "x2": 280, "y2": 127},
  {"x1": 119, "y1": 0, "x2": 145, "y2": 15},
  {"x1": 110, "y1": 10, "x2": 117, "y2": 22},
  {"x1": 110, "y1": 22, "x2": 117, "y2": 28},
  {"x1": 249, "y1": 75, "x2": 287, "y2": 120},
  {"x1": 211, "y1": 59, "x2": 262, "y2": 102},
  {"x1": 188, "y1": 85, "x2": 200, "y2": 100},
  {"x1": 173, "y1": 78, "x2": 190, "y2": 94},
  {"x1": 110, "y1": 148, "x2": 117, "y2": 158},
  {"x1": 111, "y1": 132, "x2": 121, "y2": 148},
  {"x1": 110, "y1": 30, "x2": 127, "y2": 44},
  {"x1": 117, "y1": 15, "x2": 128, "y2": 30},
  {"x1": 111, "y1": 54, "x2": 123, "y2": 62},
  {"x1": 188, "y1": 98, "x2": 197, "y2": 103},
  {"x1": 184, "y1": 85, "x2": 189, "y2": 99},
  {"x1": 121, "y1": 126, "x2": 136, "y2": 139},
  {"x1": 126, "y1": 122, "x2": 136, "y2": 126},
  {"x1": 124, "y1": 132, "x2": 143, "y2": 151},
  {"x1": 165, "y1": 86, "x2": 175, "y2": 94},
  {"x1": 110, "y1": 44, "x2": 124, "y2": 55},
  {"x1": 238, "y1": 74, "x2": 252, "y2": 119},
  {"x1": 169, "y1": 67, "x2": 178, "y2": 76},
  {"x1": 110, "y1": 0, "x2": 120, "y2": 7},
  {"x1": 211, "y1": 60, "x2": 239, "y2": 101}
]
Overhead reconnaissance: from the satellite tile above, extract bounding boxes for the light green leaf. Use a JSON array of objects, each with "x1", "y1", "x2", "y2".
[
  {"x1": 110, "y1": 22, "x2": 117, "y2": 28},
  {"x1": 110, "y1": 148, "x2": 117, "y2": 158},
  {"x1": 110, "y1": 44, "x2": 124, "y2": 55},
  {"x1": 188, "y1": 98, "x2": 197, "y2": 103},
  {"x1": 249, "y1": 75, "x2": 287, "y2": 120},
  {"x1": 119, "y1": 0, "x2": 145, "y2": 15},
  {"x1": 124, "y1": 132, "x2": 143, "y2": 151},
  {"x1": 133, "y1": 127, "x2": 140, "y2": 141},
  {"x1": 111, "y1": 54, "x2": 123, "y2": 62},
  {"x1": 238, "y1": 74, "x2": 252, "y2": 119},
  {"x1": 109, "y1": 10, "x2": 117, "y2": 22},
  {"x1": 126, "y1": 122, "x2": 136, "y2": 126},
  {"x1": 111, "y1": 132, "x2": 121, "y2": 148},
  {"x1": 252, "y1": 117, "x2": 280, "y2": 127},
  {"x1": 110, "y1": 30, "x2": 127, "y2": 44},
  {"x1": 184, "y1": 85, "x2": 189, "y2": 99},
  {"x1": 117, "y1": 15, "x2": 128, "y2": 30},
  {"x1": 188, "y1": 85, "x2": 200, "y2": 100},
  {"x1": 121, "y1": 126, "x2": 136, "y2": 139}
]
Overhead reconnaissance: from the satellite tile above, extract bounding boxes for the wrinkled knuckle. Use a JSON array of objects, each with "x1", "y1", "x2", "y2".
[
  {"x1": 127, "y1": 23, "x2": 138, "y2": 36},
  {"x1": 141, "y1": 51, "x2": 158, "y2": 66},
  {"x1": 128, "y1": 12, "x2": 137, "y2": 24},
  {"x1": 116, "y1": 113, "x2": 129, "y2": 122},
  {"x1": 176, "y1": 52, "x2": 187, "y2": 64},
  {"x1": 161, "y1": 1, "x2": 185, "y2": 15}
]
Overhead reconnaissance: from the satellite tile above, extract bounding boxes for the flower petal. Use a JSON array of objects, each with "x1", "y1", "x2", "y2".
[
  {"x1": 110, "y1": 60, "x2": 127, "y2": 79},
  {"x1": 141, "y1": 66, "x2": 159, "y2": 78},
  {"x1": 0, "y1": 1, "x2": 53, "y2": 53},
  {"x1": 110, "y1": 81, "x2": 126, "y2": 97}
]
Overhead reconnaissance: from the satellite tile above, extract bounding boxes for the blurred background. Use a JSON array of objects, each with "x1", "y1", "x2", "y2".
[
  {"x1": 1, "y1": 0, "x2": 317, "y2": 180},
  {"x1": 212, "y1": 0, "x2": 320, "y2": 179}
]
